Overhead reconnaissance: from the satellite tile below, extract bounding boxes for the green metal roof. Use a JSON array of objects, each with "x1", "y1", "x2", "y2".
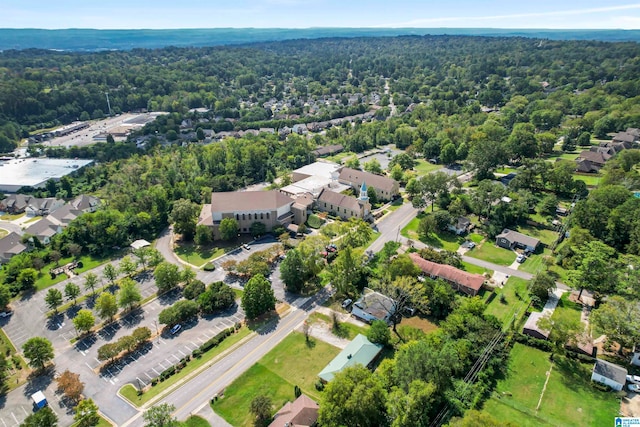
[{"x1": 318, "y1": 334, "x2": 383, "y2": 382}]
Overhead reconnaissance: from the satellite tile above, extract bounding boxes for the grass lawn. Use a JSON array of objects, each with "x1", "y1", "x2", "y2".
[
  {"x1": 515, "y1": 225, "x2": 559, "y2": 246},
  {"x1": 547, "y1": 151, "x2": 580, "y2": 162},
  {"x1": 468, "y1": 233, "x2": 484, "y2": 244},
  {"x1": 401, "y1": 213, "x2": 464, "y2": 251},
  {"x1": 495, "y1": 167, "x2": 519, "y2": 174},
  {"x1": 519, "y1": 249, "x2": 552, "y2": 275},
  {"x1": 0, "y1": 328, "x2": 29, "y2": 391},
  {"x1": 34, "y1": 255, "x2": 109, "y2": 292},
  {"x1": 174, "y1": 242, "x2": 226, "y2": 267},
  {"x1": 461, "y1": 261, "x2": 493, "y2": 276},
  {"x1": 308, "y1": 312, "x2": 369, "y2": 340},
  {"x1": 0, "y1": 228, "x2": 8, "y2": 239},
  {"x1": 326, "y1": 151, "x2": 356, "y2": 164},
  {"x1": 485, "y1": 343, "x2": 619, "y2": 427},
  {"x1": 0, "y1": 212, "x2": 25, "y2": 221},
  {"x1": 551, "y1": 293, "x2": 582, "y2": 325},
  {"x1": 414, "y1": 159, "x2": 442, "y2": 175},
  {"x1": 120, "y1": 326, "x2": 252, "y2": 406},
  {"x1": 484, "y1": 277, "x2": 530, "y2": 327},
  {"x1": 180, "y1": 416, "x2": 211, "y2": 427},
  {"x1": 388, "y1": 197, "x2": 404, "y2": 211},
  {"x1": 213, "y1": 332, "x2": 340, "y2": 426},
  {"x1": 467, "y1": 242, "x2": 516, "y2": 266},
  {"x1": 573, "y1": 173, "x2": 601, "y2": 187}
]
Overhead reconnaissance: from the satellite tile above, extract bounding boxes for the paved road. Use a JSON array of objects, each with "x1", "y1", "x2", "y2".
[
  {"x1": 0, "y1": 220, "x2": 24, "y2": 235},
  {"x1": 367, "y1": 202, "x2": 418, "y2": 253}
]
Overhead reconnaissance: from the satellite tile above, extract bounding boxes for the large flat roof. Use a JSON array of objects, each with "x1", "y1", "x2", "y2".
[
  {"x1": 293, "y1": 161, "x2": 341, "y2": 180},
  {"x1": 0, "y1": 158, "x2": 93, "y2": 191}
]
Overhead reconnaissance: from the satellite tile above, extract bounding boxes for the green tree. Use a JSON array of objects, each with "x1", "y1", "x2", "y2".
[
  {"x1": 250, "y1": 395, "x2": 273, "y2": 427},
  {"x1": 74, "y1": 398, "x2": 100, "y2": 427},
  {"x1": 103, "y1": 263, "x2": 118, "y2": 287},
  {"x1": 250, "y1": 221, "x2": 267, "y2": 238},
  {"x1": 568, "y1": 240, "x2": 618, "y2": 299},
  {"x1": 132, "y1": 247, "x2": 152, "y2": 271},
  {"x1": 537, "y1": 313, "x2": 584, "y2": 356},
  {"x1": 591, "y1": 296, "x2": 640, "y2": 353},
  {"x1": 117, "y1": 278, "x2": 141, "y2": 311},
  {"x1": 367, "y1": 186, "x2": 378, "y2": 205},
  {"x1": 184, "y1": 279, "x2": 206, "y2": 300},
  {"x1": 170, "y1": 198, "x2": 200, "y2": 241},
  {"x1": 280, "y1": 249, "x2": 306, "y2": 293},
  {"x1": 387, "y1": 380, "x2": 437, "y2": 427},
  {"x1": 416, "y1": 171, "x2": 449, "y2": 212},
  {"x1": 73, "y1": 309, "x2": 95, "y2": 336},
  {"x1": 154, "y1": 262, "x2": 182, "y2": 293},
  {"x1": 20, "y1": 407, "x2": 58, "y2": 427},
  {"x1": 132, "y1": 327, "x2": 152, "y2": 345},
  {"x1": 327, "y1": 246, "x2": 364, "y2": 298},
  {"x1": 0, "y1": 284, "x2": 10, "y2": 309},
  {"x1": 143, "y1": 403, "x2": 179, "y2": 427},
  {"x1": 45, "y1": 288, "x2": 63, "y2": 313},
  {"x1": 241, "y1": 274, "x2": 276, "y2": 319},
  {"x1": 84, "y1": 272, "x2": 99, "y2": 295},
  {"x1": 364, "y1": 158, "x2": 383, "y2": 175},
  {"x1": 17, "y1": 268, "x2": 37, "y2": 292},
  {"x1": 440, "y1": 143, "x2": 457, "y2": 165},
  {"x1": 367, "y1": 320, "x2": 391, "y2": 346},
  {"x1": 119, "y1": 255, "x2": 138, "y2": 278},
  {"x1": 219, "y1": 217, "x2": 239, "y2": 241},
  {"x1": 65, "y1": 282, "x2": 81, "y2": 305},
  {"x1": 528, "y1": 271, "x2": 557, "y2": 303},
  {"x1": 197, "y1": 281, "x2": 235, "y2": 314},
  {"x1": 375, "y1": 276, "x2": 429, "y2": 337},
  {"x1": 97, "y1": 343, "x2": 120, "y2": 362},
  {"x1": 417, "y1": 215, "x2": 436, "y2": 239},
  {"x1": 194, "y1": 224, "x2": 213, "y2": 246},
  {"x1": 318, "y1": 365, "x2": 387, "y2": 427},
  {"x1": 449, "y1": 410, "x2": 515, "y2": 426},
  {"x1": 95, "y1": 292, "x2": 118, "y2": 322},
  {"x1": 22, "y1": 337, "x2": 54, "y2": 370}
]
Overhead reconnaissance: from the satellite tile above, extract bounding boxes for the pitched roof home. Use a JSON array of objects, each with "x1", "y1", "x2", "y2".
[
  {"x1": 0, "y1": 194, "x2": 31, "y2": 214},
  {"x1": 268, "y1": 394, "x2": 319, "y2": 427},
  {"x1": 0, "y1": 232, "x2": 27, "y2": 263},
  {"x1": 495, "y1": 229, "x2": 541, "y2": 252},
  {"x1": 312, "y1": 144, "x2": 344, "y2": 157},
  {"x1": 70, "y1": 194, "x2": 100, "y2": 213},
  {"x1": 575, "y1": 150, "x2": 610, "y2": 173},
  {"x1": 24, "y1": 218, "x2": 62, "y2": 244},
  {"x1": 591, "y1": 359, "x2": 627, "y2": 391},
  {"x1": 447, "y1": 216, "x2": 472, "y2": 235},
  {"x1": 318, "y1": 334, "x2": 383, "y2": 382},
  {"x1": 316, "y1": 188, "x2": 369, "y2": 220},
  {"x1": 338, "y1": 167, "x2": 399, "y2": 201},
  {"x1": 612, "y1": 131, "x2": 638, "y2": 145},
  {"x1": 522, "y1": 312, "x2": 550, "y2": 340},
  {"x1": 350, "y1": 288, "x2": 396, "y2": 324},
  {"x1": 590, "y1": 145, "x2": 616, "y2": 157},
  {"x1": 25, "y1": 197, "x2": 64, "y2": 217},
  {"x1": 409, "y1": 253, "x2": 485, "y2": 297},
  {"x1": 47, "y1": 204, "x2": 83, "y2": 227}
]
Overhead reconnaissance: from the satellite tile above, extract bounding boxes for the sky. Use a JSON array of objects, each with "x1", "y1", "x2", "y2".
[{"x1": 3, "y1": 0, "x2": 640, "y2": 30}]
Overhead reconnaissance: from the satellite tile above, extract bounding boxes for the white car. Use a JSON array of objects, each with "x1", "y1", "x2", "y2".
[
  {"x1": 627, "y1": 374, "x2": 640, "y2": 385},
  {"x1": 170, "y1": 324, "x2": 182, "y2": 335},
  {"x1": 629, "y1": 384, "x2": 640, "y2": 393},
  {"x1": 516, "y1": 254, "x2": 526, "y2": 263}
]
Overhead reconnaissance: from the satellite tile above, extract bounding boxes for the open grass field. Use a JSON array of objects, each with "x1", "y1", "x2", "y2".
[
  {"x1": 308, "y1": 312, "x2": 369, "y2": 340},
  {"x1": 484, "y1": 277, "x2": 529, "y2": 327},
  {"x1": 484, "y1": 343, "x2": 619, "y2": 427},
  {"x1": 516, "y1": 225, "x2": 559, "y2": 246},
  {"x1": 32, "y1": 254, "x2": 109, "y2": 292},
  {"x1": 573, "y1": 173, "x2": 601, "y2": 187},
  {"x1": 461, "y1": 261, "x2": 493, "y2": 276},
  {"x1": 181, "y1": 416, "x2": 211, "y2": 427},
  {"x1": 213, "y1": 332, "x2": 340, "y2": 426},
  {"x1": 414, "y1": 159, "x2": 442, "y2": 175},
  {"x1": 551, "y1": 293, "x2": 582, "y2": 325},
  {"x1": 174, "y1": 242, "x2": 226, "y2": 267},
  {"x1": 401, "y1": 213, "x2": 464, "y2": 252},
  {"x1": 467, "y1": 241, "x2": 516, "y2": 266}
]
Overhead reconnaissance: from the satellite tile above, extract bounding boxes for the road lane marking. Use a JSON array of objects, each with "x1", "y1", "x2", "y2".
[
  {"x1": 152, "y1": 368, "x2": 160, "y2": 375},
  {"x1": 145, "y1": 372, "x2": 153, "y2": 380},
  {"x1": 178, "y1": 350, "x2": 186, "y2": 356}
]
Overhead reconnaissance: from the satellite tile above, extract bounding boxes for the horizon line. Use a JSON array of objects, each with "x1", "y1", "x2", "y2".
[{"x1": 0, "y1": 26, "x2": 637, "y2": 31}]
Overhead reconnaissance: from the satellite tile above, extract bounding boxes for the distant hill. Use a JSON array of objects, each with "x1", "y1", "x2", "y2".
[{"x1": 1, "y1": 28, "x2": 639, "y2": 51}]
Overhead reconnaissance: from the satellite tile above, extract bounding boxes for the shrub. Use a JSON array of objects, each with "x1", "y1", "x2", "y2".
[
  {"x1": 514, "y1": 333, "x2": 553, "y2": 352},
  {"x1": 315, "y1": 379, "x2": 325, "y2": 391},
  {"x1": 306, "y1": 214, "x2": 325, "y2": 229},
  {"x1": 203, "y1": 262, "x2": 216, "y2": 272}
]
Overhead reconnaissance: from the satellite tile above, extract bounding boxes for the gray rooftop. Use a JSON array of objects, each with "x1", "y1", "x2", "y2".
[{"x1": 593, "y1": 359, "x2": 627, "y2": 385}]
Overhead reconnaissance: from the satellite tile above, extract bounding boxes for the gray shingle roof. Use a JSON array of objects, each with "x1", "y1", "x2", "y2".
[
  {"x1": 593, "y1": 359, "x2": 627, "y2": 385},
  {"x1": 339, "y1": 167, "x2": 398, "y2": 193}
]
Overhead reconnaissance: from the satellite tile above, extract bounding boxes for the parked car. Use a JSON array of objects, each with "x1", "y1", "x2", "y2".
[
  {"x1": 0, "y1": 310, "x2": 12, "y2": 318},
  {"x1": 242, "y1": 243, "x2": 251, "y2": 250},
  {"x1": 170, "y1": 324, "x2": 182, "y2": 335},
  {"x1": 627, "y1": 374, "x2": 640, "y2": 385},
  {"x1": 466, "y1": 242, "x2": 476, "y2": 249},
  {"x1": 516, "y1": 254, "x2": 526, "y2": 263},
  {"x1": 629, "y1": 384, "x2": 640, "y2": 393},
  {"x1": 341, "y1": 299, "x2": 353, "y2": 309}
]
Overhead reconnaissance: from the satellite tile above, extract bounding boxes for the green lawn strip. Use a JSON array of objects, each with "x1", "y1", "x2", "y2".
[
  {"x1": 0, "y1": 228, "x2": 8, "y2": 239},
  {"x1": 573, "y1": 173, "x2": 601, "y2": 187},
  {"x1": 0, "y1": 328, "x2": 29, "y2": 391},
  {"x1": 308, "y1": 312, "x2": 369, "y2": 340},
  {"x1": 468, "y1": 233, "x2": 484, "y2": 243},
  {"x1": 388, "y1": 198, "x2": 404, "y2": 211},
  {"x1": 550, "y1": 293, "x2": 582, "y2": 325},
  {"x1": 213, "y1": 332, "x2": 341, "y2": 426},
  {"x1": 515, "y1": 225, "x2": 559, "y2": 247},
  {"x1": 325, "y1": 151, "x2": 356, "y2": 164},
  {"x1": 484, "y1": 277, "x2": 529, "y2": 327},
  {"x1": 0, "y1": 213, "x2": 25, "y2": 221},
  {"x1": 413, "y1": 159, "x2": 442, "y2": 175},
  {"x1": 174, "y1": 243, "x2": 226, "y2": 267},
  {"x1": 35, "y1": 255, "x2": 110, "y2": 292},
  {"x1": 519, "y1": 250, "x2": 550, "y2": 275},
  {"x1": 232, "y1": 288, "x2": 244, "y2": 300},
  {"x1": 119, "y1": 326, "x2": 253, "y2": 407},
  {"x1": 460, "y1": 261, "x2": 492, "y2": 276},
  {"x1": 71, "y1": 415, "x2": 113, "y2": 427},
  {"x1": 482, "y1": 398, "x2": 553, "y2": 427},
  {"x1": 495, "y1": 167, "x2": 519, "y2": 174},
  {"x1": 540, "y1": 357, "x2": 619, "y2": 426},
  {"x1": 180, "y1": 415, "x2": 211, "y2": 427},
  {"x1": 467, "y1": 241, "x2": 516, "y2": 266}
]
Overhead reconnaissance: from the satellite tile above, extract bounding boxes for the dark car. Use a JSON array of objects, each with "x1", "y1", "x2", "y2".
[{"x1": 170, "y1": 324, "x2": 182, "y2": 335}]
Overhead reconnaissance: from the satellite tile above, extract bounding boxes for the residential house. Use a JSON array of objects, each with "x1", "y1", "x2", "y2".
[
  {"x1": 447, "y1": 216, "x2": 472, "y2": 235},
  {"x1": 0, "y1": 232, "x2": 27, "y2": 264},
  {"x1": 591, "y1": 359, "x2": 627, "y2": 391},
  {"x1": 590, "y1": 145, "x2": 616, "y2": 157},
  {"x1": 24, "y1": 218, "x2": 62, "y2": 245},
  {"x1": 318, "y1": 334, "x2": 383, "y2": 382},
  {"x1": 575, "y1": 150, "x2": 610, "y2": 173},
  {"x1": 316, "y1": 187, "x2": 370, "y2": 220},
  {"x1": 409, "y1": 253, "x2": 485, "y2": 297},
  {"x1": 612, "y1": 130, "x2": 638, "y2": 145},
  {"x1": 47, "y1": 204, "x2": 83, "y2": 227},
  {"x1": 268, "y1": 394, "x2": 319, "y2": 427},
  {"x1": 338, "y1": 167, "x2": 399, "y2": 201},
  {"x1": 0, "y1": 194, "x2": 35, "y2": 214},
  {"x1": 350, "y1": 288, "x2": 396, "y2": 324},
  {"x1": 522, "y1": 312, "x2": 550, "y2": 340},
  {"x1": 312, "y1": 144, "x2": 344, "y2": 158},
  {"x1": 69, "y1": 194, "x2": 100, "y2": 213},
  {"x1": 25, "y1": 197, "x2": 64, "y2": 217},
  {"x1": 198, "y1": 191, "x2": 304, "y2": 239},
  {"x1": 495, "y1": 229, "x2": 541, "y2": 252}
]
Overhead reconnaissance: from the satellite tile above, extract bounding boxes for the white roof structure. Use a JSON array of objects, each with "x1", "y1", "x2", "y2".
[
  {"x1": 130, "y1": 239, "x2": 151, "y2": 250},
  {"x1": 293, "y1": 161, "x2": 341, "y2": 180},
  {"x1": 0, "y1": 158, "x2": 93, "y2": 192},
  {"x1": 280, "y1": 176, "x2": 350, "y2": 197}
]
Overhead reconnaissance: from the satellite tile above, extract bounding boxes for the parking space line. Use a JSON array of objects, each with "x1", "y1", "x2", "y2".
[
  {"x1": 145, "y1": 372, "x2": 153, "y2": 380},
  {"x1": 170, "y1": 354, "x2": 180, "y2": 362},
  {"x1": 158, "y1": 362, "x2": 165, "y2": 370},
  {"x1": 178, "y1": 350, "x2": 186, "y2": 356},
  {"x1": 85, "y1": 362, "x2": 93, "y2": 370},
  {"x1": 137, "y1": 377, "x2": 146, "y2": 387},
  {"x1": 152, "y1": 368, "x2": 160, "y2": 375},
  {"x1": 21, "y1": 407, "x2": 28, "y2": 416},
  {"x1": 11, "y1": 413, "x2": 17, "y2": 424},
  {"x1": 1, "y1": 416, "x2": 6, "y2": 427}
]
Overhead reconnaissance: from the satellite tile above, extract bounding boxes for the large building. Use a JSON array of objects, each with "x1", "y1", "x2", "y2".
[
  {"x1": 0, "y1": 158, "x2": 94, "y2": 193},
  {"x1": 409, "y1": 253, "x2": 485, "y2": 297},
  {"x1": 338, "y1": 167, "x2": 399, "y2": 201},
  {"x1": 198, "y1": 190, "x2": 307, "y2": 239},
  {"x1": 316, "y1": 183, "x2": 371, "y2": 220}
]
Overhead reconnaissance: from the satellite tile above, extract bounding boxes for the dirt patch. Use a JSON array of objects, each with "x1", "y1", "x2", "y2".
[
  {"x1": 398, "y1": 315, "x2": 439, "y2": 334},
  {"x1": 621, "y1": 393, "x2": 640, "y2": 417},
  {"x1": 300, "y1": 319, "x2": 351, "y2": 349}
]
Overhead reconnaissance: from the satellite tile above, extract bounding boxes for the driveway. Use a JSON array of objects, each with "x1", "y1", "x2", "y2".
[{"x1": 0, "y1": 220, "x2": 24, "y2": 235}]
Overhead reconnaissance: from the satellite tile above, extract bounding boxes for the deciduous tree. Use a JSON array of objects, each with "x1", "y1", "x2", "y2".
[
  {"x1": 170, "y1": 198, "x2": 200, "y2": 241},
  {"x1": 84, "y1": 272, "x2": 99, "y2": 295},
  {"x1": 45, "y1": 288, "x2": 63, "y2": 313},
  {"x1": 56, "y1": 369, "x2": 84, "y2": 404},
  {"x1": 154, "y1": 262, "x2": 181, "y2": 293},
  {"x1": 591, "y1": 296, "x2": 640, "y2": 353},
  {"x1": 74, "y1": 398, "x2": 100, "y2": 427},
  {"x1": 65, "y1": 282, "x2": 81, "y2": 305},
  {"x1": 95, "y1": 292, "x2": 118, "y2": 322},
  {"x1": 73, "y1": 309, "x2": 95, "y2": 336},
  {"x1": 219, "y1": 218, "x2": 239, "y2": 241},
  {"x1": 22, "y1": 337, "x2": 54, "y2": 370},
  {"x1": 241, "y1": 274, "x2": 276, "y2": 319},
  {"x1": 117, "y1": 278, "x2": 141, "y2": 311},
  {"x1": 143, "y1": 403, "x2": 179, "y2": 427}
]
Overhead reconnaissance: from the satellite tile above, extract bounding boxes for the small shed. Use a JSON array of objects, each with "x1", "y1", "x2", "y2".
[
  {"x1": 522, "y1": 312, "x2": 550, "y2": 340},
  {"x1": 31, "y1": 391, "x2": 47, "y2": 409},
  {"x1": 130, "y1": 239, "x2": 151, "y2": 250},
  {"x1": 591, "y1": 359, "x2": 627, "y2": 391}
]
